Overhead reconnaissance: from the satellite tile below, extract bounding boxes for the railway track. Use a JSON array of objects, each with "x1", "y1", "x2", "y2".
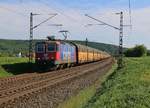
[
  {"x1": 0, "y1": 66, "x2": 76, "y2": 91},
  {"x1": 0, "y1": 58, "x2": 113, "y2": 107},
  {"x1": 0, "y1": 73, "x2": 36, "y2": 83},
  {"x1": 0, "y1": 58, "x2": 110, "y2": 91}
]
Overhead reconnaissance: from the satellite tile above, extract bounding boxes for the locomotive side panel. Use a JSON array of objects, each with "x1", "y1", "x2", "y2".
[{"x1": 59, "y1": 42, "x2": 76, "y2": 65}]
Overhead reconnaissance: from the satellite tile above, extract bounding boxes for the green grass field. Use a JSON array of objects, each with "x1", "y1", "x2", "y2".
[
  {"x1": 0, "y1": 57, "x2": 29, "y2": 77},
  {"x1": 58, "y1": 63, "x2": 117, "y2": 108},
  {"x1": 84, "y1": 57, "x2": 150, "y2": 108},
  {"x1": 1, "y1": 57, "x2": 150, "y2": 108}
]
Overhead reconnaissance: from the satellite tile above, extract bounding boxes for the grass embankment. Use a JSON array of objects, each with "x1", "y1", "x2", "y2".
[
  {"x1": 58, "y1": 63, "x2": 117, "y2": 108},
  {"x1": 0, "y1": 57, "x2": 29, "y2": 77},
  {"x1": 84, "y1": 57, "x2": 150, "y2": 108}
]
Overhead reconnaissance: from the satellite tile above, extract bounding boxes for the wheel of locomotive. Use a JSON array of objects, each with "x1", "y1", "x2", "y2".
[
  {"x1": 52, "y1": 65, "x2": 58, "y2": 71},
  {"x1": 60, "y1": 64, "x2": 63, "y2": 69},
  {"x1": 67, "y1": 63, "x2": 70, "y2": 68}
]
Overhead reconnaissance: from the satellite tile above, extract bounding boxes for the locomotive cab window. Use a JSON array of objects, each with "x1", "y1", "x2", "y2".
[
  {"x1": 36, "y1": 44, "x2": 44, "y2": 52},
  {"x1": 47, "y1": 44, "x2": 56, "y2": 52}
]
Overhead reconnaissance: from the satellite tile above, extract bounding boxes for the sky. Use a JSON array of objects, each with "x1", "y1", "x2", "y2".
[{"x1": 0, "y1": 0, "x2": 150, "y2": 48}]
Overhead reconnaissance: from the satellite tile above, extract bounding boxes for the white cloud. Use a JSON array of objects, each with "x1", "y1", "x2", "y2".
[{"x1": 0, "y1": 2, "x2": 150, "y2": 48}]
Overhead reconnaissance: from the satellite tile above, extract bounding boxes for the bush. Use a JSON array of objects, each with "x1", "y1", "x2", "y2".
[
  {"x1": 147, "y1": 50, "x2": 150, "y2": 56},
  {"x1": 124, "y1": 45, "x2": 147, "y2": 57}
]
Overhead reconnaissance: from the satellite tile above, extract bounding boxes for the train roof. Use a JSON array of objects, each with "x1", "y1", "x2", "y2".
[
  {"x1": 36, "y1": 40, "x2": 75, "y2": 47},
  {"x1": 35, "y1": 40, "x2": 109, "y2": 55},
  {"x1": 73, "y1": 43, "x2": 98, "y2": 51}
]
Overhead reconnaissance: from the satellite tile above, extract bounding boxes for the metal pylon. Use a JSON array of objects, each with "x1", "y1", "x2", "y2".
[{"x1": 118, "y1": 12, "x2": 123, "y2": 69}]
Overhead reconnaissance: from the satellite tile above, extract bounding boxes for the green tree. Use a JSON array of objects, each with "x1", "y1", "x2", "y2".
[
  {"x1": 147, "y1": 50, "x2": 150, "y2": 56},
  {"x1": 124, "y1": 45, "x2": 147, "y2": 57}
]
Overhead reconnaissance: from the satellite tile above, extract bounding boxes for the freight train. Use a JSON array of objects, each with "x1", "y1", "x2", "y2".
[{"x1": 35, "y1": 38, "x2": 110, "y2": 69}]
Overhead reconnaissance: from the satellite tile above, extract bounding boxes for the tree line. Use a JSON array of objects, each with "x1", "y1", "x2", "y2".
[{"x1": 124, "y1": 45, "x2": 148, "y2": 57}]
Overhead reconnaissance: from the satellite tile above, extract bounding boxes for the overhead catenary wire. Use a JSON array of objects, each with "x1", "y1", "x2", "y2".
[
  {"x1": 85, "y1": 12, "x2": 124, "y2": 69},
  {"x1": 38, "y1": 0, "x2": 81, "y2": 23},
  {"x1": 37, "y1": 0, "x2": 89, "y2": 39},
  {"x1": 128, "y1": 0, "x2": 132, "y2": 30},
  {"x1": 0, "y1": 1, "x2": 56, "y2": 20},
  {"x1": 85, "y1": 14, "x2": 120, "y2": 30},
  {"x1": 0, "y1": 5, "x2": 28, "y2": 18},
  {"x1": 0, "y1": 0, "x2": 133, "y2": 39},
  {"x1": 19, "y1": 0, "x2": 81, "y2": 24},
  {"x1": 19, "y1": 0, "x2": 23, "y2": 3},
  {"x1": 32, "y1": 14, "x2": 57, "y2": 29}
]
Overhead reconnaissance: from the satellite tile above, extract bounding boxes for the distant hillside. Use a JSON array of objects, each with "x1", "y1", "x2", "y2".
[
  {"x1": 0, "y1": 39, "x2": 119, "y2": 57},
  {"x1": 72, "y1": 40, "x2": 118, "y2": 55},
  {"x1": 0, "y1": 39, "x2": 29, "y2": 57}
]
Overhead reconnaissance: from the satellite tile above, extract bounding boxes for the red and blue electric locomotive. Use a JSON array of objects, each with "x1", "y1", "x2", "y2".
[
  {"x1": 35, "y1": 39, "x2": 76, "y2": 68},
  {"x1": 35, "y1": 37, "x2": 110, "y2": 69}
]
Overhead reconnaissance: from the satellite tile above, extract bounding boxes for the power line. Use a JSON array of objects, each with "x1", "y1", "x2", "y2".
[
  {"x1": 19, "y1": 0, "x2": 23, "y2": 3},
  {"x1": 0, "y1": 6, "x2": 27, "y2": 18},
  {"x1": 32, "y1": 14, "x2": 57, "y2": 29},
  {"x1": 85, "y1": 24, "x2": 106, "y2": 27},
  {"x1": 85, "y1": 12, "x2": 124, "y2": 69},
  {"x1": 38, "y1": 0, "x2": 80, "y2": 22},
  {"x1": 129, "y1": 0, "x2": 132, "y2": 29},
  {"x1": 0, "y1": 33, "x2": 27, "y2": 35},
  {"x1": 48, "y1": 24, "x2": 63, "y2": 27},
  {"x1": 85, "y1": 14, "x2": 120, "y2": 30}
]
